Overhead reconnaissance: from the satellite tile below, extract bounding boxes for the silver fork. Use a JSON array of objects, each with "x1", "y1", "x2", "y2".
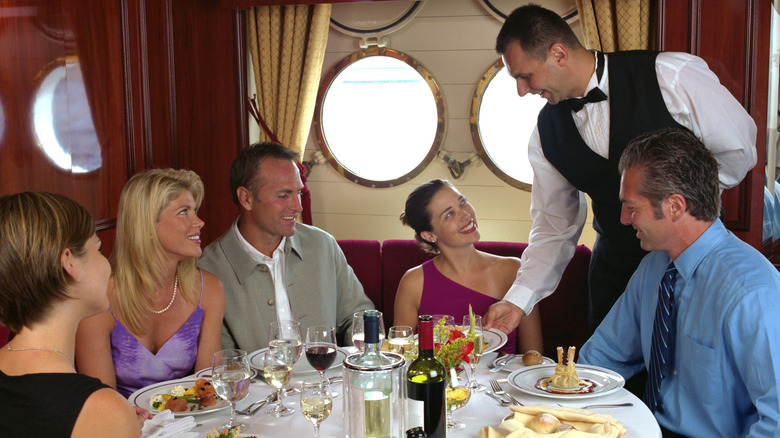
[
  {"x1": 485, "y1": 389, "x2": 510, "y2": 406},
  {"x1": 490, "y1": 379, "x2": 522, "y2": 406}
]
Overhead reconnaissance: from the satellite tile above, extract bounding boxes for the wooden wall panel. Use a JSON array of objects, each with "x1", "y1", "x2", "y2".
[{"x1": 657, "y1": 0, "x2": 769, "y2": 249}]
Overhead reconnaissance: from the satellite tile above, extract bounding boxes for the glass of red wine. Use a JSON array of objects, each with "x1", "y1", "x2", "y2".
[{"x1": 305, "y1": 325, "x2": 337, "y2": 396}]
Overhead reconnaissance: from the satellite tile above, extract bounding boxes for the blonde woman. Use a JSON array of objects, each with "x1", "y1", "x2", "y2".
[
  {"x1": 76, "y1": 169, "x2": 225, "y2": 397},
  {"x1": 0, "y1": 192, "x2": 139, "y2": 435}
]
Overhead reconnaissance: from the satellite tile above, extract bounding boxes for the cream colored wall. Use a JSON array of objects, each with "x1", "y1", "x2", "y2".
[{"x1": 299, "y1": 0, "x2": 597, "y2": 248}]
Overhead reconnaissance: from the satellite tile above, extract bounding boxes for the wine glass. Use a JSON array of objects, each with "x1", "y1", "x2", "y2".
[
  {"x1": 305, "y1": 325, "x2": 337, "y2": 395},
  {"x1": 300, "y1": 378, "x2": 333, "y2": 438},
  {"x1": 268, "y1": 320, "x2": 303, "y2": 365},
  {"x1": 351, "y1": 310, "x2": 385, "y2": 352},
  {"x1": 211, "y1": 349, "x2": 251, "y2": 429},
  {"x1": 462, "y1": 315, "x2": 486, "y2": 392},
  {"x1": 387, "y1": 325, "x2": 412, "y2": 355},
  {"x1": 445, "y1": 368, "x2": 471, "y2": 432},
  {"x1": 263, "y1": 350, "x2": 294, "y2": 416}
]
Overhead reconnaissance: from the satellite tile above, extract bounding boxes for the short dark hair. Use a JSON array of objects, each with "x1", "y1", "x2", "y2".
[
  {"x1": 619, "y1": 127, "x2": 721, "y2": 221},
  {"x1": 400, "y1": 179, "x2": 454, "y2": 254},
  {"x1": 0, "y1": 192, "x2": 95, "y2": 332},
  {"x1": 229, "y1": 141, "x2": 300, "y2": 206},
  {"x1": 496, "y1": 4, "x2": 582, "y2": 61}
]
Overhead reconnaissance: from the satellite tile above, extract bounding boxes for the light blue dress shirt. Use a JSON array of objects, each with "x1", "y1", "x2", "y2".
[{"x1": 579, "y1": 220, "x2": 780, "y2": 437}]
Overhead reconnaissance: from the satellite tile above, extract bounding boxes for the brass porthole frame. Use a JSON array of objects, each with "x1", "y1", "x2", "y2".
[
  {"x1": 470, "y1": 58, "x2": 533, "y2": 192},
  {"x1": 313, "y1": 47, "x2": 446, "y2": 188}
]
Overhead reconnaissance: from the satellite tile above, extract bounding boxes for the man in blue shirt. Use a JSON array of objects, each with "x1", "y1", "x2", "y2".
[{"x1": 579, "y1": 128, "x2": 780, "y2": 437}]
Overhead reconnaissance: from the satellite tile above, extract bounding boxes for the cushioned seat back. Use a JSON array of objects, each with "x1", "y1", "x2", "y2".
[
  {"x1": 380, "y1": 240, "x2": 436, "y2": 327},
  {"x1": 337, "y1": 240, "x2": 382, "y2": 312},
  {"x1": 0, "y1": 325, "x2": 10, "y2": 348},
  {"x1": 537, "y1": 245, "x2": 591, "y2": 360}
]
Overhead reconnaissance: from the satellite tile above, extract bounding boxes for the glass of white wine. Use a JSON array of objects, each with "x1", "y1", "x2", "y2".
[
  {"x1": 263, "y1": 350, "x2": 294, "y2": 417},
  {"x1": 300, "y1": 378, "x2": 333, "y2": 438},
  {"x1": 387, "y1": 325, "x2": 412, "y2": 355},
  {"x1": 351, "y1": 310, "x2": 385, "y2": 352},
  {"x1": 462, "y1": 315, "x2": 486, "y2": 392},
  {"x1": 211, "y1": 349, "x2": 251, "y2": 429}
]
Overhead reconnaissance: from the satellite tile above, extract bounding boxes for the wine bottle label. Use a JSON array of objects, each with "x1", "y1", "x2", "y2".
[{"x1": 407, "y1": 398, "x2": 424, "y2": 430}]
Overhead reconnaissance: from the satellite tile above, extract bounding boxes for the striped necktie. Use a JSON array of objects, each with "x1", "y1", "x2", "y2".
[{"x1": 644, "y1": 262, "x2": 678, "y2": 413}]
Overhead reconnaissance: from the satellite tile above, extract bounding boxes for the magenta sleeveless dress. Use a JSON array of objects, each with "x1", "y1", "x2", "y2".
[
  {"x1": 418, "y1": 260, "x2": 517, "y2": 354},
  {"x1": 110, "y1": 270, "x2": 204, "y2": 398}
]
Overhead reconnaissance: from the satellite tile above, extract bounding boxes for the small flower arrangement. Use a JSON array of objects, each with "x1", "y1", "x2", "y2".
[{"x1": 405, "y1": 306, "x2": 478, "y2": 374}]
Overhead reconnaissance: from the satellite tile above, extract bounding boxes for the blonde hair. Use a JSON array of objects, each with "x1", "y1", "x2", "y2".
[
  {"x1": 0, "y1": 192, "x2": 94, "y2": 333},
  {"x1": 112, "y1": 169, "x2": 204, "y2": 334}
]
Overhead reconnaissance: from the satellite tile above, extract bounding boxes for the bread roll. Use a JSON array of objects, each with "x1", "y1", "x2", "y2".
[
  {"x1": 555, "y1": 423, "x2": 575, "y2": 432},
  {"x1": 528, "y1": 413, "x2": 561, "y2": 434},
  {"x1": 523, "y1": 350, "x2": 543, "y2": 366}
]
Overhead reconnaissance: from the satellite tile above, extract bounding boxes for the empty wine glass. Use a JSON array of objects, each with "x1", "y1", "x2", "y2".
[
  {"x1": 305, "y1": 325, "x2": 337, "y2": 395},
  {"x1": 211, "y1": 349, "x2": 251, "y2": 429},
  {"x1": 445, "y1": 368, "x2": 471, "y2": 432},
  {"x1": 263, "y1": 350, "x2": 294, "y2": 417},
  {"x1": 300, "y1": 378, "x2": 333, "y2": 438},
  {"x1": 387, "y1": 325, "x2": 412, "y2": 355},
  {"x1": 462, "y1": 315, "x2": 486, "y2": 392},
  {"x1": 351, "y1": 310, "x2": 385, "y2": 352}
]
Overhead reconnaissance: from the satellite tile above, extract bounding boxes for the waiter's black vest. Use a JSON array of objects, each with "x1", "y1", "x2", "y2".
[{"x1": 538, "y1": 51, "x2": 685, "y2": 249}]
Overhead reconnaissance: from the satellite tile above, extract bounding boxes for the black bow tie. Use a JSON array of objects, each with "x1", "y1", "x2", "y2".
[{"x1": 563, "y1": 87, "x2": 607, "y2": 112}]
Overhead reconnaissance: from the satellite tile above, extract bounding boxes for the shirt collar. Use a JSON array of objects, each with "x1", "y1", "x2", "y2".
[{"x1": 671, "y1": 220, "x2": 727, "y2": 283}]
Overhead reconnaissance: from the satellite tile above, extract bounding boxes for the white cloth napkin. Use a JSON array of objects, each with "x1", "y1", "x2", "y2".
[{"x1": 141, "y1": 410, "x2": 199, "y2": 438}]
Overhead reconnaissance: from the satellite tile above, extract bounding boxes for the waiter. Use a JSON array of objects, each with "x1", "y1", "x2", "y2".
[{"x1": 484, "y1": 4, "x2": 756, "y2": 337}]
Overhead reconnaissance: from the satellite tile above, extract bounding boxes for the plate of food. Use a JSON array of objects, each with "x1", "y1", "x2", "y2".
[
  {"x1": 129, "y1": 378, "x2": 230, "y2": 416},
  {"x1": 507, "y1": 364, "x2": 625, "y2": 400},
  {"x1": 491, "y1": 350, "x2": 555, "y2": 372},
  {"x1": 247, "y1": 346, "x2": 349, "y2": 375}
]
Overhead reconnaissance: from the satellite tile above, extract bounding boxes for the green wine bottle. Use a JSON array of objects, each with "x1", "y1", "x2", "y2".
[{"x1": 406, "y1": 315, "x2": 447, "y2": 438}]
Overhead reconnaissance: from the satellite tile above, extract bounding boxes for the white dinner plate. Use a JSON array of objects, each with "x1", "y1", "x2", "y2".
[
  {"x1": 491, "y1": 354, "x2": 555, "y2": 372},
  {"x1": 482, "y1": 328, "x2": 508, "y2": 354},
  {"x1": 507, "y1": 364, "x2": 625, "y2": 400},
  {"x1": 128, "y1": 378, "x2": 230, "y2": 416},
  {"x1": 247, "y1": 346, "x2": 349, "y2": 375},
  {"x1": 194, "y1": 367, "x2": 258, "y2": 380}
]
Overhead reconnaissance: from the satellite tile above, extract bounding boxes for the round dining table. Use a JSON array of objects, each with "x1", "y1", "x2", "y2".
[{"x1": 186, "y1": 350, "x2": 661, "y2": 438}]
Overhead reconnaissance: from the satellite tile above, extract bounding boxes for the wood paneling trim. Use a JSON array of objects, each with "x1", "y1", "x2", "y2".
[{"x1": 234, "y1": 8, "x2": 249, "y2": 151}]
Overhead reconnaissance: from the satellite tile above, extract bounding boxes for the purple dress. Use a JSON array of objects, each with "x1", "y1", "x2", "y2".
[
  {"x1": 111, "y1": 270, "x2": 204, "y2": 398},
  {"x1": 418, "y1": 260, "x2": 517, "y2": 354}
]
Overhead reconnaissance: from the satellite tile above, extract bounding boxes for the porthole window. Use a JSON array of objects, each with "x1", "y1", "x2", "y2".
[
  {"x1": 314, "y1": 48, "x2": 445, "y2": 188},
  {"x1": 471, "y1": 59, "x2": 546, "y2": 191}
]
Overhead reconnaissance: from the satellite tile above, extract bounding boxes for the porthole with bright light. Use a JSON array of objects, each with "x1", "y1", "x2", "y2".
[
  {"x1": 471, "y1": 59, "x2": 546, "y2": 191},
  {"x1": 314, "y1": 48, "x2": 445, "y2": 187}
]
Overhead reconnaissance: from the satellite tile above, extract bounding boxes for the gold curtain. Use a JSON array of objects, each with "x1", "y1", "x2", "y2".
[
  {"x1": 575, "y1": 0, "x2": 652, "y2": 52},
  {"x1": 246, "y1": 4, "x2": 331, "y2": 156}
]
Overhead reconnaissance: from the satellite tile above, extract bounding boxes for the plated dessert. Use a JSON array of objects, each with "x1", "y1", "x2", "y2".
[{"x1": 536, "y1": 347, "x2": 595, "y2": 395}]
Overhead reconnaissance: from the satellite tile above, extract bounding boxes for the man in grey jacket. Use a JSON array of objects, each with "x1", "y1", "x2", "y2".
[{"x1": 199, "y1": 141, "x2": 374, "y2": 352}]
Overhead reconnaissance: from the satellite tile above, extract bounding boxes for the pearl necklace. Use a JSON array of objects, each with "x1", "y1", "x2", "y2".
[
  {"x1": 7, "y1": 343, "x2": 73, "y2": 364},
  {"x1": 151, "y1": 272, "x2": 178, "y2": 314}
]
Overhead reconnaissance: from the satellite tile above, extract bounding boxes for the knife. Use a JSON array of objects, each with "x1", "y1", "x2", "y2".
[
  {"x1": 238, "y1": 391, "x2": 278, "y2": 416},
  {"x1": 488, "y1": 353, "x2": 513, "y2": 372}
]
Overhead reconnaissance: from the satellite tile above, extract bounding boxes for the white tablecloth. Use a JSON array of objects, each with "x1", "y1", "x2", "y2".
[{"x1": 187, "y1": 351, "x2": 661, "y2": 438}]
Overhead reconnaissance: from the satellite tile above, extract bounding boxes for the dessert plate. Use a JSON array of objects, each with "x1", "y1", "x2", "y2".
[
  {"x1": 129, "y1": 378, "x2": 229, "y2": 416},
  {"x1": 490, "y1": 354, "x2": 555, "y2": 373},
  {"x1": 507, "y1": 364, "x2": 625, "y2": 400},
  {"x1": 247, "y1": 346, "x2": 349, "y2": 375}
]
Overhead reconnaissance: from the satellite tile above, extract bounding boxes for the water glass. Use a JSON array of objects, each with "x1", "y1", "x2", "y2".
[
  {"x1": 351, "y1": 310, "x2": 385, "y2": 352},
  {"x1": 211, "y1": 349, "x2": 250, "y2": 429}
]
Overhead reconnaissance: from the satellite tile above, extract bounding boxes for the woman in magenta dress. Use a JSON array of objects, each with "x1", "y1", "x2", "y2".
[
  {"x1": 76, "y1": 169, "x2": 225, "y2": 397},
  {"x1": 394, "y1": 179, "x2": 542, "y2": 355}
]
